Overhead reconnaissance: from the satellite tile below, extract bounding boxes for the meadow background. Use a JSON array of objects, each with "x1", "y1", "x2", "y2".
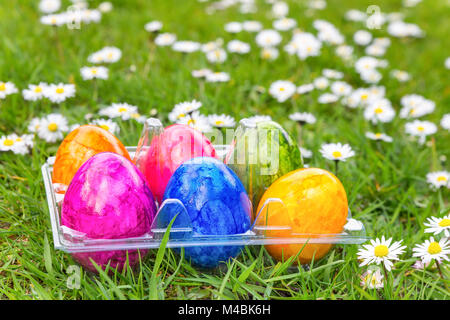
[{"x1": 0, "y1": 0, "x2": 449, "y2": 299}]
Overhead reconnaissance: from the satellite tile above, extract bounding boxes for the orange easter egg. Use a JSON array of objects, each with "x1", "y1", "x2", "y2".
[
  {"x1": 52, "y1": 125, "x2": 131, "y2": 187},
  {"x1": 256, "y1": 168, "x2": 348, "y2": 264}
]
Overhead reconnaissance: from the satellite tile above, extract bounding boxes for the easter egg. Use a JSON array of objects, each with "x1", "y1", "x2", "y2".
[
  {"x1": 61, "y1": 152, "x2": 156, "y2": 272},
  {"x1": 135, "y1": 124, "x2": 217, "y2": 204},
  {"x1": 162, "y1": 157, "x2": 252, "y2": 268},
  {"x1": 52, "y1": 125, "x2": 131, "y2": 187},
  {"x1": 256, "y1": 168, "x2": 348, "y2": 264},
  {"x1": 226, "y1": 119, "x2": 302, "y2": 220}
]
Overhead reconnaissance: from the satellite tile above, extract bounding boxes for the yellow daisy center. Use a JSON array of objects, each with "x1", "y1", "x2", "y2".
[
  {"x1": 99, "y1": 124, "x2": 110, "y2": 131},
  {"x1": 215, "y1": 120, "x2": 224, "y2": 125},
  {"x1": 34, "y1": 86, "x2": 42, "y2": 93},
  {"x1": 56, "y1": 88, "x2": 64, "y2": 94},
  {"x1": 3, "y1": 139, "x2": 14, "y2": 146},
  {"x1": 438, "y1": 219, "x2": 450, "y2": 227},
  {"x1": 374, "y1": 107, "x2": 383, "y2": 114},
  {"x1": 262, "y1": 51, "x2": 271, "y2": 59},
  {"x1": 91, "y1": 68, "x2": 98, "y2": 74},
  {"x1": 187, "y1": 119, "x2": 196, "y2": 125},
  {"x1": 107, "y1": 53, "x2": 113, "y2": 59},
  {"x1": 361, "y1": 93, "x2": 368, "y2": 100},
  {"x1": 177, "y1": 113, "x2": 186, "y2": 119},
  {"x1": 279, "y1": 87, "x2": 285, "y2": 92},
  {"x1": 307, "y1": 46, "x2": 312, "y2": 52},
  {"x1": 417, "y1": 126, "x2": 425, "y2": 132},
  {"x1": 15, "y1": 137, "x2": 23, "y2": 142},
  {"x1": 332, "y1": 151, "x2": 342, "y2": 158},
  {"x1": 131, "y1": 113, "x2": 140, "y2": 119},
  {"x1": 375, "y1": 133, "x2": 382, "y2": 138},
  {"x1": 427, "y1": 242, "x2": 442, "y2": 255},
  {"x1": 374, "y1": 244, "x2": 389, "y2": 257},
  {"x1": 48, "y1": 123, "x2": 58, "y2": 132},
  {"x1": 437, "y1": 176, "x2": 447, "y2": 182},
  {"x1": 118, "y1": 107, "x2": 128, "y2": 113},
  {"x1": 0, "y1": 83, "x2": 5, "y2": 91},
  {"x1": 410, "y1": 108, "x2": 416, "y2": 114}
]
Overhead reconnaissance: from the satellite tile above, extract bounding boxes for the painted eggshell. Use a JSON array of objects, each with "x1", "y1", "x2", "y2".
[
  {"x1": 256, "y1": 168, "x2": 348, "y2": 264},
  {"x1": 61, "y1": 152, "x2": 156, "y2": 272},
  {"x1": 137, "y1": 124, "x2": 217, "y2": 204},
  {"x1": 52, "y1": 125, "x2": 131, "y2": 187},
  {"x1": 226, "y1": 120, "x2": 302, "y2": 220},
  {"x1": 162, "y1": 157, "x2": 251, "y2": 268}
]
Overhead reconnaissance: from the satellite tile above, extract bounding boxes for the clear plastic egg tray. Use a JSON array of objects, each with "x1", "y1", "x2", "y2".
[{"x1": 41, "y1": 146, "x2": 368, "y2": 253}]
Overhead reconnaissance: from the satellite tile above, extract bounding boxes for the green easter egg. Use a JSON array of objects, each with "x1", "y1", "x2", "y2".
[{"x1": 226, "y1": 120, "x2": 303, "y2": 220}]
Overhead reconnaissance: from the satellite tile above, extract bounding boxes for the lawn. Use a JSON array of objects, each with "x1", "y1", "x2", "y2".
[{"x1": 0, "y1": 0, "x2": 449, "y2": 300}]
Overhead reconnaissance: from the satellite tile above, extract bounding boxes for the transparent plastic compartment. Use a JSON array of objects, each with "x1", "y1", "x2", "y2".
[{"x1": 42, "y1": 146, "x2": 367, "y2": 253}]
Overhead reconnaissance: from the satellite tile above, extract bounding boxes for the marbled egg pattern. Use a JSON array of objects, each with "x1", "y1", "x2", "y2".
[
  {"x1": 163, "y1": 157, "x2": 251, "y2": 268},
  {"x1": 62, "y1": 152, "x2": 156, "y2": 272}
]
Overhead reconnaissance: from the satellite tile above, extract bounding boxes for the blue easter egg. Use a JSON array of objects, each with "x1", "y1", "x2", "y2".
[{"x1": 162, "y1": 157, "x2": 252, "y2": 268}]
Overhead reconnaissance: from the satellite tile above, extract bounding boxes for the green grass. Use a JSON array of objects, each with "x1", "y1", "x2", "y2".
[{"x1": 0, "y1": 0, "x2": 449, "y2": 300}]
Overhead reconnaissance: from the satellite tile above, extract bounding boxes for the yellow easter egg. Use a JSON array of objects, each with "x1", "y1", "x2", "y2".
[{"x1": 256, "y1": 168, "x2": 348, "y2": 264}]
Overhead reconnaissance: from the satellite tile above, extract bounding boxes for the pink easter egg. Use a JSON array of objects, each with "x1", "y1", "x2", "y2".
[
  {"x1": 61, "y1": 152, "x2": 156, "y2": 272},
  {"x1": 137, "y1": 124, "x2": 217, "y2": 203}
]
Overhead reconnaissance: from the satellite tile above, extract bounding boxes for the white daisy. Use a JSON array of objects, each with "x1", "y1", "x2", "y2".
[
  {"x1": 405, "y1": 120, "x2": 437, "y2": 144},
  {"x1": 364, "y1": 99, "x2": 396, "y2": 124},
  {"x1": 88, "y1": 46, "x2": 121, "y2": 64},
  {"x1": 37, "y1": 113, "x2": 69, "y2": 143},
  {"x1": 365, "y1": 132, "x2": 393, "y2": 143},
  {"x1": 424, "y1": 215, "x2": 450, "y2": 237},
  {"x1": 331, "y1": 81, "x2": 352, "y2": 96},
  {"x1": 318, "y1": 93, "x2": 338, "y2": 104},
  {"x1": 0, "y1": 133, "x2": 33, "y2": 155},
  {"x1": 172, "y1": 40, "x2": 201, "y2": 53},
  {"x1": 412, "y1": 237, "x2": 450, "y2": 265},
  {"x1": 387, "y1": 21, "x2": 424, "y2": 38},
  {"x1": 224, "y1": 22, "x2": 242, "y2": 33},
  {"x1": 245, "y1": 115, "x2": 272, "y2": 124},
  {"x1": 154, "y1": 33, "x2": 177, "y2": 46},
  {"x1": 293, "y1": 32, "x2": 322, "y2": 60},
  {"x1": 98, "y1": 2, "x2": 113, "y2": 13},
  {"x1": 335, "y1": 45, "x2": 354, "y2": 61},
  {"x1": 297, "y1": 84, "x2": 314, "y2": 94},
  {"x1": 145, "y1": 21, "x2": 162, "y2": 33},
  {"x1": 39, "y1": 0, "x2": 61, "y2": 13},
  {"x1": 43, "y1": 83, "x2": 76, "y2": 103},
  {"x1": 272, "y1": 1, "x2": 289, "y2": 18},
  {"x1": 345, "y1": 9, "x2": 366, "y2": 22},
  {"x1": 192, "y1": 68, "x2": 213, "y2": 78},
  {"x1": 357, "y1": 236, "x2": 406, "y2": 271},
  {"x1": 0, "y1": 81, "x2": 18, "y2": 99},
  {"x1": 208, "y1": 114, "x2": 236, "y2": 128},
  {"x1": 0, "y1": 134, "x2": 18, "y2": 153},
  {"x1": 269, "y1": 80, "x2": 296, "y2": 103},
  {"x1": 313, "y1": 77, "x2": 329, "y2": 90},
  {"x1": 28, "y1": 117, "x2": 42, "y2": 133},
  {"x1": 354, "y1": 30, "x2": 373, "y2": 46},
  {"x1": 242, "y1": 20, "x2": 262, "y2": 32},
  {"x1": 289, "y1": 112, "x2": 316, "y2": 124},
  {"x1": 255, "y1": 29, "x2": 282, "y2": 48},
  {"x1": 391, "y1": 70, "x2": 410, "y2": 82},
  {"x1": 440, "y1": 114, "x2": 450, "y2": 131},
  {"x1": 173, "y1": 100, "x2": 202, "y2": 116},
  {"x1": 201, "y1": 40, "x2": 221, "y2": 53},
  {"x1": 273, "y1": 17, "x2": 297, "y2": 31},
  {"x1": 40, "y1": 13, "x2": 67, "y2": 26},
  {"x1": 400, "y1": 94, "x2": 435, "y2": 118},
  {"x1": 320, "y1": 143, "x2": 355, "y2": 162},
  {"x1": 178, "y1": 111, "x2": 212, "y2": 132},
  {"x1": 80, "y1": 66, "x2": 108, "y2": 80},
  {"x1": 299, "y1": 147, "x2": 312, "y2": 159},
  {"x1": 227, "y1": 40, "x2": 251, "y2": 54},
  {"x1": 445, "y1": 57, "x2": 450, "y2": 70},
  {"x1": 205, "y1": 72, "x2": 230, "y2": 83},
  {"x1": 22, "y1": 83, "x2": 48, "y2": 101},
  {"x1": 425, "y1": 171, "x2": 450, "y2": 189},
  {"x1": 323, "y1": 69, "x2": 344, "y2": 79},
  {"x1": 92, "y1": 119, "x2": 120, "y2": 134},
  {"x1": 355, "y1": 56, "x2": 385, "y2": 74},
  {"x1": 365, "y1": 44, "x2": 387, "y2": 57},
  {"x1": 99, "y1": 103, "x2": 138, "y2": 120},
  {"x1": 360, "y1": 69, "x2": 382, "y2": 84},
  {"x1": 260, "y1": 47, "x2": 279, "y2": 60},
  {"x1": 360, "y1": 268, "x2": 384, "y2": 290},
  {"x1": 206, "y1": 48, "x2": 227, "y2": 63}
]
